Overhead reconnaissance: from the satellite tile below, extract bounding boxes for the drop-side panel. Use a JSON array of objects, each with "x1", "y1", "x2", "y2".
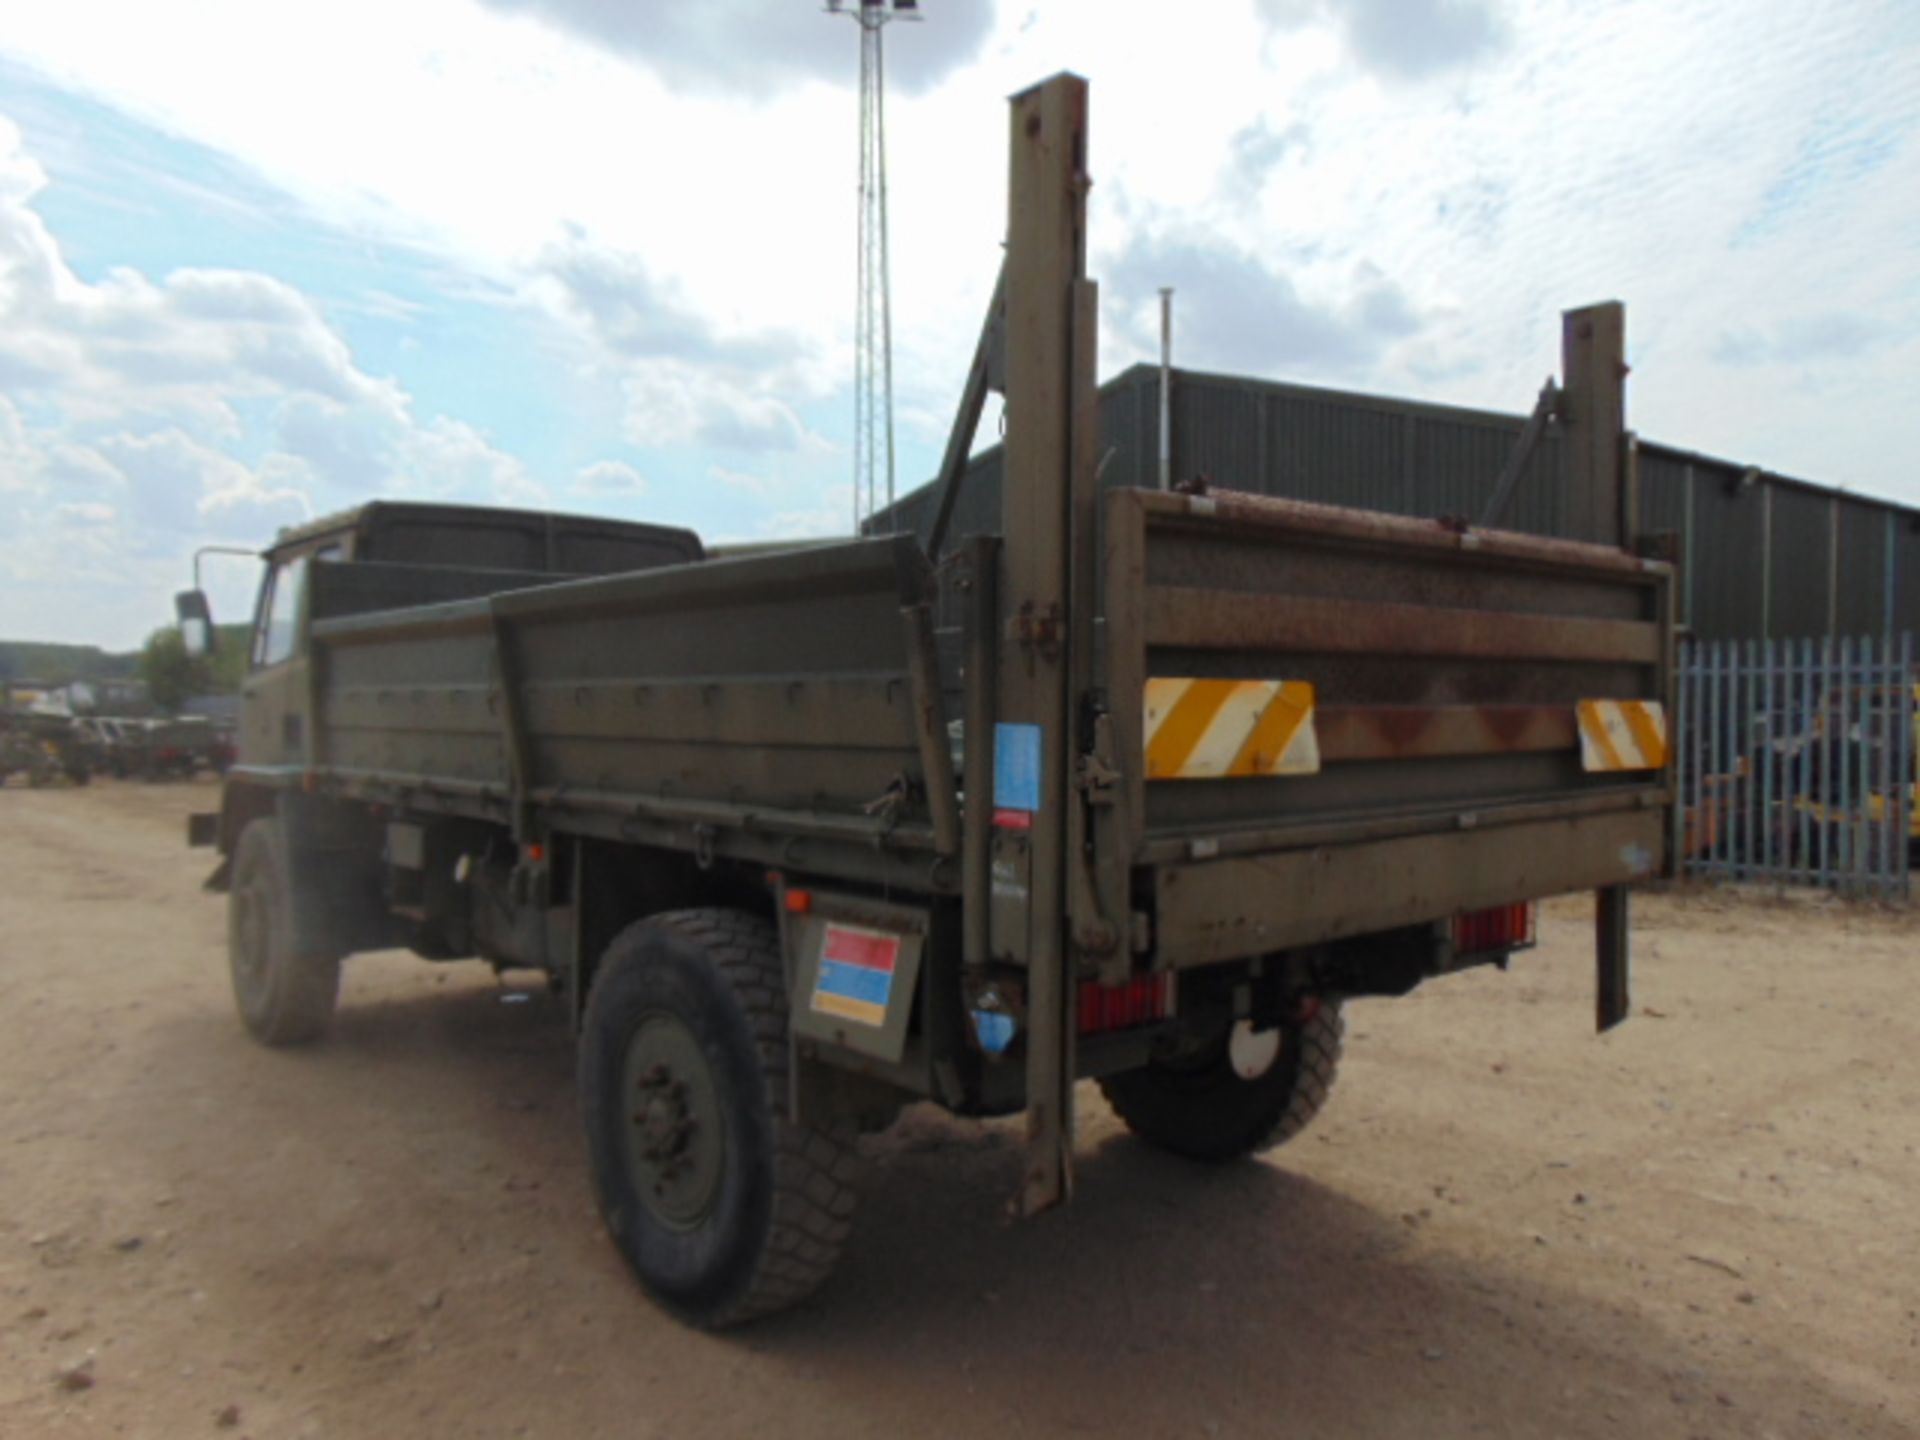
[
  {"x1": 1102, "y1": 488, "x2": 1674, "y2": 963},
  {"x1": 310, "y1": 537, "x2": 948, "y2": 829}
]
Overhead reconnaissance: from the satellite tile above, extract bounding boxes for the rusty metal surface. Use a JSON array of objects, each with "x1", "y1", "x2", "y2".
[
  {"x1": 1143, "y1": 586, "x2": 1662, "y2": 665},
  {"x1": 1315, "y1": 703, "x2": 1578, "y2": 761},
  {"x1": 1101, "y1": 482, "x2": 1672, "y2": 914},
  {"x1": 1156, "y1": 489, "x2": 1662, "y2": 579},
  {"x1": 1135, "y1": 786, "x2": 1661, "y2": 868},
  {"x1": 998, "y1": 72, "x2": 1089, "y2": 1219},
  {"x1": 1152, "y1": 807, "x2": 1664, "y2": 967}
]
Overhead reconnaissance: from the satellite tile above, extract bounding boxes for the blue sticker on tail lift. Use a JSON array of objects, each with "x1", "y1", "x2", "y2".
[{"x1": 993, "y1": 723, "x2": 1042, "y2": 813}]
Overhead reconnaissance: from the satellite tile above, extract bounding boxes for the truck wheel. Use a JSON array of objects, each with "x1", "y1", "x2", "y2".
[
  {"x1": 1099, "y1": 1000, "x2": 1344, "y2": 1163},
  {"x1": 228, "y1": 819, "x2": 342, "y2": 1046},
  {"x1": 579, "y1": 908, "x2": 857, "y2": 1328}
]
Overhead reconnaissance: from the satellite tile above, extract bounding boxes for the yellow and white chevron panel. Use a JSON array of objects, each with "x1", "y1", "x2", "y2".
[
  {"x1": 1576, "y1": 698, "x2": 1668, "y2": 772},
  {"x1": 1144, "y1": 678, "x2": 1319, "y2": 779}
]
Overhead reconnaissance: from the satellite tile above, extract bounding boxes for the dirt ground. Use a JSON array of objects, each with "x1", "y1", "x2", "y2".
[{"x1": 0, "y1": 780, "x2": 1915, "y2": 1440}]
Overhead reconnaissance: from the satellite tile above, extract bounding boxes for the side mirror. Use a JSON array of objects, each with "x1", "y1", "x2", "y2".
[{"x1": 174, "y1": 590, "x2": 216, "y2": 659}]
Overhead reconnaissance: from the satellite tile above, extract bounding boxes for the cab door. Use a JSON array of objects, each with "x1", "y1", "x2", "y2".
[{"x1": 238, "y1": 544, "x2": 339, "y2": 770}]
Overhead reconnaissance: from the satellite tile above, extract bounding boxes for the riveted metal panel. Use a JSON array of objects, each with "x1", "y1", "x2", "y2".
[
  {"x1": 1768, "y1": 485, "x2": 1830, "y2": 640},
  {"x1": 310, "y1": 536, "x2": 947, "y2": 833},
  {"x1": 1836, "y1": 498, "x2": 1887, "y2": 637},
  {"x1": 1683, "y1": 461, "x2": 1764, "y2": 643},
  {"x1": 1896, "y1": 522, "x2": 1920, "y2": 635},
  {"x1": 870, "y1": 367, "x2": 1920, "y2": 648},
  {"x1": 1263, "y1": 390, "x2": 1412, "y2": 513}
]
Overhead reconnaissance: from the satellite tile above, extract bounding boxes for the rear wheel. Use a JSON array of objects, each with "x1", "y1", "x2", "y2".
[
  {"x1": 579, "y1": 908, "x2": 857, "y2": 1328},
  {"x1": 228, "y1": 819, "x2": 342, "y2": 1045},
  {"x1": 1100, "y1": 1000, "x2": 1344, "y2": 1163}
]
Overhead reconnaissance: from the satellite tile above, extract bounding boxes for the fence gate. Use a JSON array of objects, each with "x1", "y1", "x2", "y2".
[{"x1": 1676, "y1": 635, "x2": 1914, "y2": 896}]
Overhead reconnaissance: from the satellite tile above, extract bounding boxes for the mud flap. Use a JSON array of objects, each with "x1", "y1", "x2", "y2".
[{"x1": 1596, "y1": 885, "x2": 1630, "y2": 1031}]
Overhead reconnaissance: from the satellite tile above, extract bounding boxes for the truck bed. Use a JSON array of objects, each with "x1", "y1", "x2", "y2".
[
  {"x1": 304, "y1": 536, "x2": 953, "y2": 889},
  {"x1": 295, "y1": 489, "x2": 1672, "y2": 967}
]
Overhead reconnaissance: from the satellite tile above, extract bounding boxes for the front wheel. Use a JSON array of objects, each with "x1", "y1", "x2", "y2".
[
  {"x1": 228, "y1": 819, "x2": 342, "y2": 1045},
  {"x1": 1099, "y1": 1000, "x2": 1344, "y2": 1163},
  {"x1": 579, "y1": 909, "x2": 858, "y2": 1328}
]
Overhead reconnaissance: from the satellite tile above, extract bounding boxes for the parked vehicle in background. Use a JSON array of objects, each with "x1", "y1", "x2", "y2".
[
  {"x1": 0, "y1": 711, "x2": 92, "y2": 786},
  {"x1": 141, "y1": 716, "x2": 222, "y2": 778}
]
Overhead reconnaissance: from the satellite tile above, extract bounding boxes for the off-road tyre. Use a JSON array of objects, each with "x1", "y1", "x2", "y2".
[
  {"x1": 579, "y1": 908, "x2": 857, "y2": 1328},
  {"x1": 1100, "y1": 1000, "x2": 1344, "y2": 1163},
  {"x1": 228, "y1": 818, "x2": 342, "y2": 1046}
]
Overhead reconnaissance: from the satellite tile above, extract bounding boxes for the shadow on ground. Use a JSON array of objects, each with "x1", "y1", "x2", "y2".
[{"x1": 123, "y1": 963, "x2": 1893, "y2": 1439}]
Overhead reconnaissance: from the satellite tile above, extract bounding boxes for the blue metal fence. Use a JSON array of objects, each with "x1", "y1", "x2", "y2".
[{"x1": 1676, "y1": 634, "x2": 1914, "y2": 896}]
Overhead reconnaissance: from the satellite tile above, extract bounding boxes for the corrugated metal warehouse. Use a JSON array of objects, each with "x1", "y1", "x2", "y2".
[{"x1": 874, "y1": 364, "x2": 1920, "y2": 643}]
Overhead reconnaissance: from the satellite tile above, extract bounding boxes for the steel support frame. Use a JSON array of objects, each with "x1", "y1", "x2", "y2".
[
  {"x1": 1562, "y1": 300, "x2": 1643, "y2": 1030},
  {"x1": 999, "y1": 73, "x2": 1092, "y2": 1216}
]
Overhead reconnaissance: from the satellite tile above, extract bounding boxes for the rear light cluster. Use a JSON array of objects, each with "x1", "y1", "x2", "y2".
[
  {"x1": 1077, "y1": 973, "x2": 1175, "y2": 1036},
  {"x1": 1452, "y1": 902, "x2": 1537, "y2": 954}
]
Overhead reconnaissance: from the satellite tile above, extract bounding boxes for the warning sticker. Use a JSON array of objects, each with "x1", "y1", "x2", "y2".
[{"x1": 810, "y1": 924, "x2": 901, "y2": 1027}]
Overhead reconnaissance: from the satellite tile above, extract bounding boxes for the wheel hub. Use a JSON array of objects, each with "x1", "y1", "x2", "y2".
[
  {"x1": 633, "y1": 1066, "x2": 697, "y2": 1168},
  {"x1": 622, "y1": 1015, "x2": 725, "y2": 1230}
]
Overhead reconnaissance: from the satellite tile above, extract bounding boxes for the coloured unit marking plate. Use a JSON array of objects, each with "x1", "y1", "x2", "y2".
[{"x1": 810, "y1": 924, "x2": 901, "y2": 1027}]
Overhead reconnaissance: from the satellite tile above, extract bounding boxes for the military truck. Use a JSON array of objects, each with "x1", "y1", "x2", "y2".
[
  {"x1": 0, "y1": 710, "x2": 94, "y2": 786},
  {"x1": 182, "y1": 75, "x2": 1673, "y2": 1328}
]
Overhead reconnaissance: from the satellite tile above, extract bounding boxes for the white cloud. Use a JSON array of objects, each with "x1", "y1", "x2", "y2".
[
  {"x1": 756, "y1": 482, "x2": 857, "y2": 543},
  {"x1": 0, "y1": 115, "x2": 553, "y2": 643},
  {"x1": 52, "y1": 501, "x2": 113, "y2": 527},
  {"x1": 533, "y1": 232, "x2": 829, "y2": 453},
  {"x1": 471, "y1": 0, "x2": 995, "y2": 97},
  {"x1": 0, "y1": 119, "x2": 402, "y2": 436},
  {"x1": 574, "y1": 459, "x2": 646, "y2": 495},
  {"x1": 1, "y1": 0, "x2": 1918, "y2": 642},
  {"x1": 708, "y1": 464, "x2": 775, "y2": 497},
  {"x1": 616, "y1": 366, "x2": 809, "y2": 453},
  {"x1": 1258, "y1": 0, "x2": 1509, "y2": 81}
]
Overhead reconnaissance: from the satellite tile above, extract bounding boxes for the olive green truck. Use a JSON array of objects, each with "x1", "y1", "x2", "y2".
[{"x1": 181, "y1": 75, "x2": 1674, "y2": 1327}]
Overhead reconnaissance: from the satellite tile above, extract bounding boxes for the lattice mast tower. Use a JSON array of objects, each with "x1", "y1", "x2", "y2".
[{"x1": 826, "y1": 0, "x2": 918, "y2": 532}]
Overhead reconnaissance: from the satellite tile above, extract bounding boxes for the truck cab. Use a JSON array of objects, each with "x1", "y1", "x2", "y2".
[{"x1": 220, "y1": 502, "x2": 704, "y2": 774}]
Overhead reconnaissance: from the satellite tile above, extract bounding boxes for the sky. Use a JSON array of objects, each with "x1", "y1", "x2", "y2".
[{"x1": 1, "y1": 0, "x2": 1916, "y2": 649}]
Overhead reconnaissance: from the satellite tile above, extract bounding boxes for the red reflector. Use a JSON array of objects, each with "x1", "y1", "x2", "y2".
[
  {"x1": 784, "y1": 888, "x2": 812, "y2": 914},
  {"x1": 1452, "y1": 902, "x2": 1536, "y2": 953},
  {"x1": 1077, "y1": 973, "x2": 1175, "y2": 1035}
]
